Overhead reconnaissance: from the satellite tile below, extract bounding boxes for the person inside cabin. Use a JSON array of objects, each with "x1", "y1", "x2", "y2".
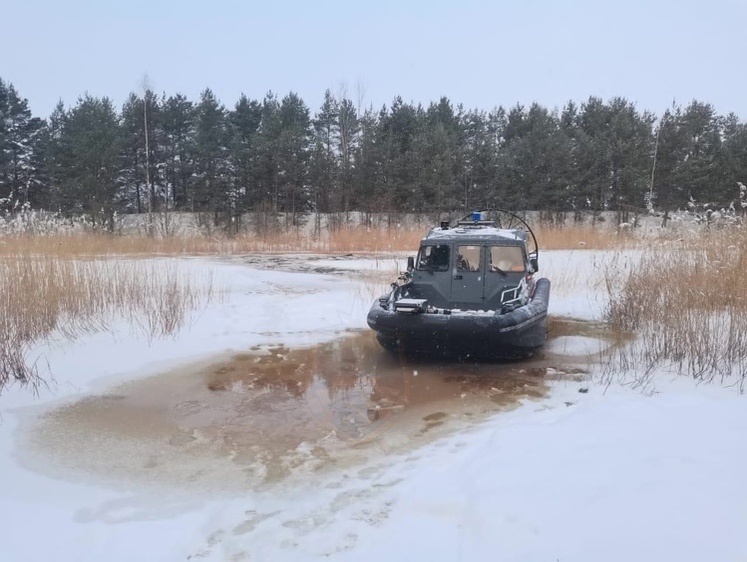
[
  {"x1": 457, "y1": 253, "x2": 470, "y2": 271},
  {"x1": 456, "y1": 245, "x2": 481, "y2": 272},
  {"x1": 418, "y1": 244, "x2": 450, "y2": 271},
  {"x1": 431, "y1": 245, "x2": 450, "y2": 270},
  {"x1": 489, "y1": 245, "x2": 526, "y2": 273}
]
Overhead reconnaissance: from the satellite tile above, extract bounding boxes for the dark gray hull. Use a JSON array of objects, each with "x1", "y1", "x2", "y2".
[{"x1": 367, "y1": 278, "x2": 550, "y2": 359}]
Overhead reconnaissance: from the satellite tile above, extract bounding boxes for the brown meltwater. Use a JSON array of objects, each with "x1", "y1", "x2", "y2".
[{"x1": 21, "y1": 318, "x2": 614, "y2": 495}]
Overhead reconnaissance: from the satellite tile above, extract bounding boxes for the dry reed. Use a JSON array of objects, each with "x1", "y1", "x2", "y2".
[
  {"x1": 603, "y1": 229, "x2": 747, "y2": 389},
  {"x1": 0, "y1": 226, "x2": 427, "y2": 258},
  {"x1": 0, "y1": 254, "x2": 214, "y2": 392},
  {"x1": 0, "y1": 223, "x2": 639, "y2": 259},
  {"x1": 533, "y1": 224, "x2": 648, "y2": 251}
]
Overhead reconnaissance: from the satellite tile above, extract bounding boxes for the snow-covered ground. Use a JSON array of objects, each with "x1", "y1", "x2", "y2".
[{"x1": 1, "y1": 251, "x2": 746, "y2": 562}]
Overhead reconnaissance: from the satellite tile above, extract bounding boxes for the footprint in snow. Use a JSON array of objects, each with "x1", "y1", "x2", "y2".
[
  {"x1": 320, "y1": 533, "x2": 359, "y2": 556},
  {"x1": 330, "y1": 488, "x2": 375, "y2": 512},
  {"x1": 373, "y1": 478, "x2": 404, "y2": 489},
  {"x1": 357, "y1": 463, "x2": 392, "y2": 480},
  {"x1": 206, "y1": 530, "x2": 225, "y2": 547},
  {"x1": 232, "y1": 510, "x2": 281, "y2": 536},
  {"x1": 281, "y1": 514, "x2": 329, "y2": 533}
]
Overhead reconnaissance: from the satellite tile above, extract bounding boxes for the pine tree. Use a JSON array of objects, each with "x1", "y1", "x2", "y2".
[
  {"x1": 56, "y1": 95, "x2": 121, "y2": 228},
  {"x1": 254, "y1": 92, "x2": 282, "y2": 218},
  {"x1": 120, "y1": 93, "x2": 146, "y2": 213},
  {"x1": 605, "y1": 98, "x2": 655, "y2": 212},
  {"x1": 0, "y1": 79, "x2": 44, "y2": 210},
  {"x1": 720, "y1": 113, "x2": 747, "y2": 209},
  {"x1": 118, "y1": 89, "x2": 165, "y2": 218},
  {"x1": 161, "y1": 93, "x2": 194, "y2": 210},
  {"x1": 142, "y1": 89, "x2": 164, "y2": 214},
  {"x1": 41, "y1": 101, "x2": 70, "y2": 212},
  {"x1": 336, "y1": 96, "x2": 359, "y2": 213},
  {"x1": 191, "y1": 88, "x2": 230, "y2": 222},
  {"x1": 276, "y1": 92, "x2": 312, "y2": 222},
  {"x1": 651, "y1": 102, "x2": 723, "y2": 214},
  {"x1": 460, "y1": 107, "x2": 502, "y2": 211},
  {"x1": 310, "y1": 90, "x2": 339, "y2": 213},
  {"x1": 676, "y1": 101, "x2": 722, "y2": 204},
  {"x1": 652, "y1": 106, "x2": 688, "y2": 213},
  {"x1": 228, "y1": 94, "x2": 262, "y2": 218},
  {"x1": 352, "y1": 106, "x2": 382, "y2": 214},
  {"x1": 574, "y1": 97, "x2": 613, "y2": 213},
  {"x1": 496, "y1": 103, "x2": 571, "y2": 211},
  {"x1": 412, "y1": 97, "x2": 462, "y2": 211},
  {"x1": 378, "y1": 97, "x2": 421, "y2": 210}
]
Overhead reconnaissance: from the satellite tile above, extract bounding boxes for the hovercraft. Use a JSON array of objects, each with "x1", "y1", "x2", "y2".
[{"x1": 367, "y1": 210, "x2": 550, "y2": 359}]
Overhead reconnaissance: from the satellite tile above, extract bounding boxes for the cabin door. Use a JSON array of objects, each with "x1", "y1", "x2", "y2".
[
  {"x1": 450, "y1": 244, "x2": 485, "y2": 307},
  {"x1": 483, "y1": 244, "x2": 527, "y2": 309}
]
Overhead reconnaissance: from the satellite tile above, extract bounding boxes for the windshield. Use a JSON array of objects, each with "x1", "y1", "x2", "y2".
[{"x1": 417, "y1": 244, "x2": 450, "y2": 271}]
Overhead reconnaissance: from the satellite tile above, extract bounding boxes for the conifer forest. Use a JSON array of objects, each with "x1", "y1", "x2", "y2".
[{"x1": 1, "y1": 77, "x2": 745, "y2": 229}]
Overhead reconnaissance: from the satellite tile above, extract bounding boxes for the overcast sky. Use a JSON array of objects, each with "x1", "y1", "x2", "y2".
[{"x1": 3, "y1": 0, "x2": 746, "y2": 118}]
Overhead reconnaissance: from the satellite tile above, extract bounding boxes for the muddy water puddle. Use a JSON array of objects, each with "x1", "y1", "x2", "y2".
[{"x1": 22, "y1": 317, "x2": 615, "y2": 495}]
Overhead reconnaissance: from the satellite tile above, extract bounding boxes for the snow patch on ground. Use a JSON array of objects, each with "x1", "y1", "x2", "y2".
[
  {"x1": 1, "y1": 251, "x2": 746, "y2": 562},
  {"x1": 353, "y1": 380, "x2": 747, "y2": 562}
]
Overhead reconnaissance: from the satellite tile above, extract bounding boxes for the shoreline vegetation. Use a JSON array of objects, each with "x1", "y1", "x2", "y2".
[
  {"x1": 0, "y1": 250, "x2": 215, "y2": 393},
  {"x1": 1, "y1": 219, "x2": 745, "y2": 393}
]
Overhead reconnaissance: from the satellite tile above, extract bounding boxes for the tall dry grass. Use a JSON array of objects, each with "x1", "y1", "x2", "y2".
[
  {"x1": 0, "y1": 254, "x2": 214, "y2": 392},
  {"x1": 534, "y1": 225, "x2": 636, "y2": 250},
  {"x1": 603, "y1": 229, "x2": 747, "y2": 389},
  {"x1": 0, "y1": 226, "x2": 427, "y2": 258},
  {"x1": 0, "y1": 223, "x2": 640, "y2": 259}
]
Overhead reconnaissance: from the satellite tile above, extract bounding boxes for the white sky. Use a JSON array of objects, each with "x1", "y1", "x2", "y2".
[{"x1": 3, "y1": 0, "x2": 746, "y2": 118}]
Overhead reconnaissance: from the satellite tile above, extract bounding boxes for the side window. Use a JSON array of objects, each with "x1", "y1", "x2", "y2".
[
  {"x1": 417, "y1": 244, "x2": 450, "y2": 271},
  {"x1": 456, "y1": 245, "x2": 482, "y2": 272},
  {"x1": 489, "y1": 246, "x2": 526, "y2": 273}
]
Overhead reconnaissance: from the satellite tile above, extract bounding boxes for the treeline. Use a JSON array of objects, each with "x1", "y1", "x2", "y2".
[{"x1": 1, "y1": 77, "x2": 746, "y2": 230}]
